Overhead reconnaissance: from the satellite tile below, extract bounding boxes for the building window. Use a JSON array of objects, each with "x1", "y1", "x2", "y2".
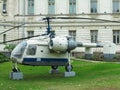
[
  {"x1": 90, "y1": 0, "x2": 97, "y2": 13},
  {"x1": 3, "y1": 34, "x2": 6, "y2": 43},
  {"x1": 2, "y1": 0, "x2": 7, "y2": 13},
  {"x1": 48, "y1": 0, "x2": 55, "y2": 14},
  {"x1": 27, "y1": 31, "x2": 34, "y2": 37},
  {"x1": 113, "y1": 0, "x2": 119, "y2": 13},
  {"x1": 28, "y1": 0, "x2": 34, "y2": 15},
  {"x1": 69, "y1": 0, "x2": 76, "y2": 14},
  {"x1": 90, "y1": 30, "x2": 98, "y2": 43},
  {"x1": 113, "y1": 30, "x2": 120, "y2": 44},
  {"x1": 69, "y1": 30, "x2": 76, "y2": 40}
]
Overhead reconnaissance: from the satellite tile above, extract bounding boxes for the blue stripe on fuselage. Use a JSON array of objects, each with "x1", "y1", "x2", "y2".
[{"x1": 23, "y1": 58, "x2": 68, "y2": 63}]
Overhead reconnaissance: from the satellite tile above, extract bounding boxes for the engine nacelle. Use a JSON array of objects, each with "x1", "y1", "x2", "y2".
[{"x1": 49, "y1": 36, "x2": 68, "y2": 52}]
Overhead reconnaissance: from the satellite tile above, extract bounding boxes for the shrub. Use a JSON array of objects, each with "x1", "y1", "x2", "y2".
[
  {"x1": 0, "y1": 52, "x2": 10, "y2": 63},
  {"x1": 4, "y1": 44, "x2": 16, "y2": 52},
  {"x1": 92, "y1": 52, "x2": 104, "y2": 61},
  {"x1": 112, "y1": 54, "x2": 120, "y2": 62},
  {"x1": 0, "y1": 44, "x2": 16, "y2": 63}
]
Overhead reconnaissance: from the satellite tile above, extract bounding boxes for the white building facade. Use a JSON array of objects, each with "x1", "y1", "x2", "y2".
[{"x1": 0, "y1": 0, "x2": 120, "y2": 53}]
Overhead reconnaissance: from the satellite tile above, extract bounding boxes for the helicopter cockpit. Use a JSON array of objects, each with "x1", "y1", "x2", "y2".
[{"x1": 11, "y1": 41, "x2": 27, "y2": 59}]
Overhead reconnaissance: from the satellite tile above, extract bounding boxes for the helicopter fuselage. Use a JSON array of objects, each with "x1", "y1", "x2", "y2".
[
  {"x1": 11, "y1": 36, "x2": 69, "y2": 66},
  {"x1": 22, "y1": 43, "x2": 69, "y2": 66}
]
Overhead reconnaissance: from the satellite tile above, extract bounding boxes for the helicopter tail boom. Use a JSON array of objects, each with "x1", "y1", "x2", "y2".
[{"x1": 76, "y1": 42, "x2": 103, "y2": 48}]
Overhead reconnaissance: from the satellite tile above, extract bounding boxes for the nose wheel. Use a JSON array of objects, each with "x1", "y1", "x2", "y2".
[
  {"x1": 12, "y1": 62, "x2": 20, "y2": 72},
  {"x1": 10, "y1": 62, "x2": 23, "y2": 80},
  {"x1": 12, "y1": 68, "x2": 20, "y2": 72}
]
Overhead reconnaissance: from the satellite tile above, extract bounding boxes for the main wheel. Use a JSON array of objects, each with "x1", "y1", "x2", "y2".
[
  {"x1": 65, "y1": 64, "x2": 73, "y2": 72},
  {"x1": 51, "y1": 65, "x2": 58, "y2": 70}
]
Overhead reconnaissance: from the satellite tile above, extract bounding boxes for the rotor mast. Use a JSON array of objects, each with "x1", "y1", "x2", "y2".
[{"x1": 46, "y1": 17, "x2": 51, "y2": 35}]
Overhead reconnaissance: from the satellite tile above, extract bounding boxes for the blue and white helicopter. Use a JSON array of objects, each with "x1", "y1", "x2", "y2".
[{"x1": 9, "y1": 17, "x2": 116, "y2": 79}]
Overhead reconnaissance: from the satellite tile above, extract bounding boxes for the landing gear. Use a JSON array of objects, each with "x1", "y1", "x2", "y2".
[
  {"x1": 64, "y1": 64, "x2": 75, "y2": 77},
  {"x1": 49, "y1": 65, "x2": 60, "y2": 74},
  {"x1": 12, "y1": 68, "x2": 20, "y2": 72},
  {"x1": 64, "y1": 52, "x2": 76, "y2": 77},
  {"x1": 12, "y1": 62, "x2": 20, "y2": 72},
  {"x1": 10, "y1": 62, "x2": 23, "y2": 80}
]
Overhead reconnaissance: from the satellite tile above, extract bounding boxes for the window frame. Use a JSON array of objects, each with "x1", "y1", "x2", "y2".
[
  {"x1": 27, "y1": 31, "x2": 34, "y2": 37},
  {"x1": 3, "y1": 34, "x2": 6, "y2": 43},
  {"x1": 2, "y1": 0, "x2": 7, "y2": 14},
  {"x1": 90, "y1": 30, "x2": 98, "y2": 43},
  {"x1": 28, "y1": 0, "x2": 34, "y2": 15},
  {"x1": 90, "y1": 0, "x2": 98, "y2": 13},
  {"x1": 113, "y1": 0, "x2": 120, "y2": 13},
  {"x1": 48, "y1": 0, "x2": 55, "y2": 14},
  {"x1": 69, "y1": 0, "x2": 76, "y2": 14},
  {"x1": 69, "y1": 30, "x2": 76, "y2": 41},
  {"x1": 113, "y1": 30, "x2": 120, "y2": 44}
]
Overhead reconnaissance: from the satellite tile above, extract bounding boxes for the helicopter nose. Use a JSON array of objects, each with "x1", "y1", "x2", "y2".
[
  {"x1": 11, "y1": 52, "x2": 17, "y2": 60},
  {"x1": 11, "y1": 41, "x2": 27, "y2": 59}
]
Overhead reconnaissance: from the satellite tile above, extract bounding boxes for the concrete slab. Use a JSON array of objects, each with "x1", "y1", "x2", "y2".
[
  {"x1": 10, "y1": 72, "x2": 23, "y2": 80},
  {"x1": 64, "y1": 71, "x2": 76, "y2": 77},
  {"x1": 49, "y1": 69, "x2": 60, "y2": 74}
]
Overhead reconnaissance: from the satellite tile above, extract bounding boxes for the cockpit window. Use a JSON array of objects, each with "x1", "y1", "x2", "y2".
[
  {"x1": 11, "y1": 41, "x2": 27, "y2": 59},
  {"x1": 27, "y1": 45, "x2": 36, "y2": 55}
]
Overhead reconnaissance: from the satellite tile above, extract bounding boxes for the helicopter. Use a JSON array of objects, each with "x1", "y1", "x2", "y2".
[{"x1": 5, "y1": 16, "x2": 116, "y2": 79}]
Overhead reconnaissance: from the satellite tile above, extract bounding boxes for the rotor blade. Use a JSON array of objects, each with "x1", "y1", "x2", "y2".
[
  {"x1": 0, "y1": 24, "x2": 25, "y2": 35},
  {"x1": 43, "y1": 16, "x2": 120, "y2": 23},
  {"x1": 42, "y1": 17, "x2": 57, "y2": 20},
  {"x1": 0, "y1": 34, "x2": 41, "y2": 44}
]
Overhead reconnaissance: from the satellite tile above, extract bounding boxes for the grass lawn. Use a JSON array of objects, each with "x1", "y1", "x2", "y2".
[{"x1": 0, "y1": 59, "x2": 120, "y2": 90}]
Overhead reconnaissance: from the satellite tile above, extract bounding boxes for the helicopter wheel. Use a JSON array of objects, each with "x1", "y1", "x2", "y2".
[
  {"x1": 49, "y1": 65, "x2": 59, "y2": 74},
  {"x1": 51, "y1": 65, "x2": 58, "y2": 70},
  {"x1": 65, "y1": 64, "x2": 73, "y2": 72}
]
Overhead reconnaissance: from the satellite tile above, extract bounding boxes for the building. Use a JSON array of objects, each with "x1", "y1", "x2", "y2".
[{"x1": 0, "y1": 0, "x2": 120, "y2": 53}]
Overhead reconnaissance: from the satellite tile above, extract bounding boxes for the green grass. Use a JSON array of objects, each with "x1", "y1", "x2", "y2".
[{"x1": 1, "y1": 59, "x2": 120, "y2": 90}]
